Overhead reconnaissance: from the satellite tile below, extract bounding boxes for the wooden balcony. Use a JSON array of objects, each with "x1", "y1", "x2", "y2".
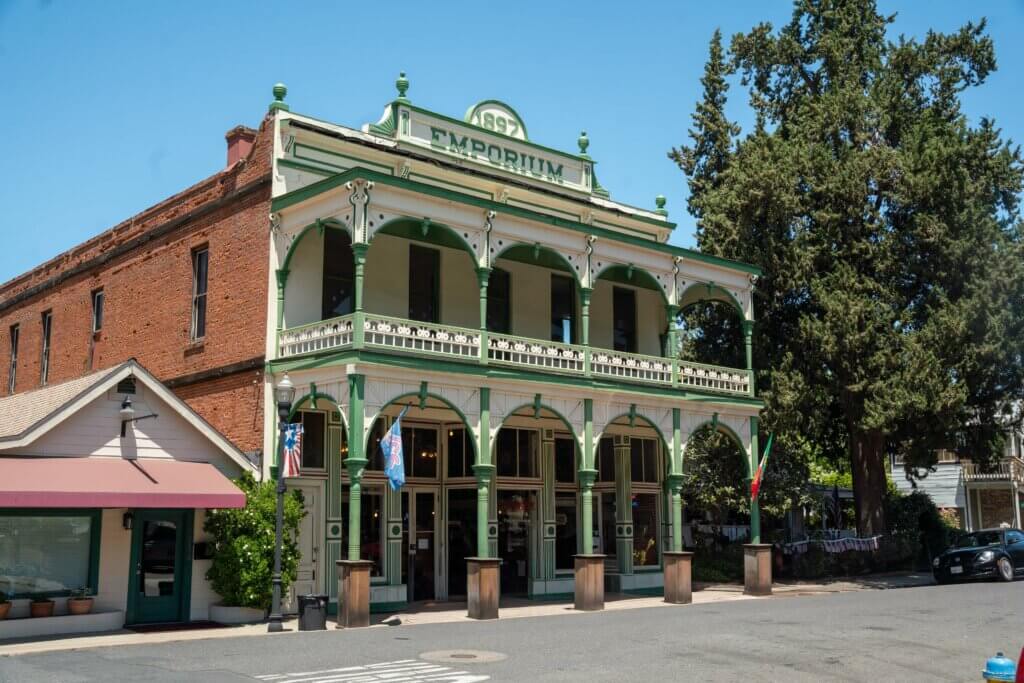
[
  {"x1": 961, "y1": 457, "x2": 1024, "y2": 483},
  {"x1": 277, "y1": 313, "x2": 753, "y2": 397}
]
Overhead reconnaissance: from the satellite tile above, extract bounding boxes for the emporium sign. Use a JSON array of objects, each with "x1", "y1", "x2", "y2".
[{"x1": 395, "y1": 104, "x2": 592, "y2": 194}]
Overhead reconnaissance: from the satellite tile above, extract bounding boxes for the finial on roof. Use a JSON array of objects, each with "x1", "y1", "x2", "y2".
[
  {"x1": 269, "y1": 83, "x2": 289, "y2": 112},
  {"x1": 578, "y1": 131, "x2": 590, "y2": 156},
  {"x1": 396, "y1": 72, "x2": 410, "y2": 101},
  {"x1": 655, "y1": 195, "x2": 668, "y2": 217}
]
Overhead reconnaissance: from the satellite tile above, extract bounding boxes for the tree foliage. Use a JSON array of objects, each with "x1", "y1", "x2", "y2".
[
  {"x1": 673, "y1": 0, "x2": 1024, "y2": 534},
  {"x1": 204, "y1": 473, "x2": 306, "y2": 610}
]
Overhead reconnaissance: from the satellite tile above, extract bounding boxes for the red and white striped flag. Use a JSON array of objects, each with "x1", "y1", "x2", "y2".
[{"x1": 282, "y1": 423, "x2": 303, "y2": 478}]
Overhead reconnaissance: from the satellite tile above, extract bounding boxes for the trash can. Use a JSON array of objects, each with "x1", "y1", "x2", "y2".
[{"x1": 297, "y1": 593, "x2": 328, "y2": 631}]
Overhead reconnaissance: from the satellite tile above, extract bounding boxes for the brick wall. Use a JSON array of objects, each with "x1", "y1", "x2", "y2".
[
  {"x1": 0, "y1": 113, "x2": 275, "y2": 453},
  {"x1": 978, "y1": 488, "x2": 1014, "y2": 528}
]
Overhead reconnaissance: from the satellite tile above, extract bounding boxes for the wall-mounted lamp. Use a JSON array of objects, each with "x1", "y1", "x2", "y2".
[
  {"x1": 119, "y1": 395, "x2": 158, "y2": 438},
  {"x1": 122, "y1": 511, "x2": 134, "y2": 530}
]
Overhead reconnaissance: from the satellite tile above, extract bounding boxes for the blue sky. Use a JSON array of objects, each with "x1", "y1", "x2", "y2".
[{"x1": 2, "y1": 1, "x2": 1022, "y2": 283}]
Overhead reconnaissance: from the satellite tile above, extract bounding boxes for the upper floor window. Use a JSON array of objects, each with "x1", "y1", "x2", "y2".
[
  {"x1": 322, "y1": 230, "x2": 354, "y2": 319},
  {"x1": 7, "y1": 325, "x2": 18, "y2": 394},
  {"x1": 550, "y1": 274, "x2": 576, "y2": 344},
  {"x1": 190, "y1": 248, "x2": 209, "y2": 340},
  {"x1": 613, "y1": 287, "x2": 637, "y2": 353},
  {"x1": 91, "y1": 289, "x2": 104, "y2": 334},
  {"x1": 408, "y1": 245, "x2": 440, "y2": 323},
  {"x1": 486, "y1": 267, "x2": 511, "y2": 334},
  {"x1": 40, "y1": 311, "x2": 52, "y2": 386}
]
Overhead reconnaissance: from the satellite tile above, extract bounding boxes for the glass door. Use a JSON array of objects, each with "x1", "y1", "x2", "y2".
[
  {"x1": 128, "y1": 509, "x2": 190, "y2": 624},
  {"x1": 401, "y1": 488, "x2": 438, "y2": 602},
  {"x1": 446, "y1": 488, "x2": 477, "y2": 598},
  {"x1": 496, "y1": 489, "x2": 537, "y2": 595}
]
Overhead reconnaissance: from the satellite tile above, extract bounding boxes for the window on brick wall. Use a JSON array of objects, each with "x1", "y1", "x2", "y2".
[
  {"x1": 40, "y1": 311, "x2": 51, "y2": 386},
  {"x1": 7, "y1": 325, "x2": 17, "y2": 395},
  {"x1": 190, "y1": 248, "x2": 209, "y2": 341},
  {"x1": 91, "y1": 289, "x2": 104, "y2": 334}
]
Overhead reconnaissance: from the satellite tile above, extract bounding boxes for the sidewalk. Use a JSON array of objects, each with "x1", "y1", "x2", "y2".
[{"x1": 0, "y1": 571, "x2": 932, "y2": 658}]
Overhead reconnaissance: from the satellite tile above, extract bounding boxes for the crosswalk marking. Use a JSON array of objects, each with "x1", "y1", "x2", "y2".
[{"x1": 254, "y1": 658, "x2": 490, "y2": 683}]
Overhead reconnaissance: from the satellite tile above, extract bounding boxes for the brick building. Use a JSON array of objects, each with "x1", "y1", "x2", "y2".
[{"x1": 0, "y1": 119, "x2": 274, "y2": 456}]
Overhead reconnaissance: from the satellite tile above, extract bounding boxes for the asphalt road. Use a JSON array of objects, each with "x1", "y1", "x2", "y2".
[{"x1": 2, "y1": 581, "x2": 1022, "y2": 683}]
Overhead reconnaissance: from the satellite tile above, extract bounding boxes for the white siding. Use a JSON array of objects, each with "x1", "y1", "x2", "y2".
[
  {"x1": 283, "y1": 229, "x2": 324, "y2": 328},
  {"x1": 892, "y1": 462, "x2": 965, "y2": 509}
]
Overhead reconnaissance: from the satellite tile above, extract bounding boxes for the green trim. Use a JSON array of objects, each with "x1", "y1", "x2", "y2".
[
  {"x1": 373, "y1": 217, "x2": 477, "y2": 264},
  {"x1": 0, "y1": 508, "x2": 102, "y2": 600},
  {"x1": 269, "y1": 349, "x2": 763, "y2": 408},
  {"x1": 678, "y1": 282, "x2": 745, "y2": 318},
  {"x1": 596, "y1": 412, "x2": 669, "y2": 452},
  {"x1": 494, "y1": 243, "x2": 579, "y2": 282},
  {"x1": 280, "y1": 219, "x2": 351, "y2": 273},
  {"x1": 463, "y1": 99, "x2": 531, "y2": 141},
  {"x1": 496, "y1": 401, "x2": 578, "y2": 446},
  {"x1": 367, "y1": 102, "x2": 397, "y2": 136},
  {"x1": 271, "y1": 167, "x2": 760, "y2": 276},
  {"x1": 594, "y1": 264, "x2": 668, "y2": 303},
  {"x1": 294, "y1": 143, "x2": 393, "y2": 175},
  {"x1": 278, "y1": 158, "x2": 336, "y2": 177}
]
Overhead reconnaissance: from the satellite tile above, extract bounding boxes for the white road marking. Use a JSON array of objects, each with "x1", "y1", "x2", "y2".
[{"x1": 255, "y1": 658, "x2": 490, "y2": 683}]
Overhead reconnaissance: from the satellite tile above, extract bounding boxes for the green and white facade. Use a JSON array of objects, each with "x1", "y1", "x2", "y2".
[{"x1": 262, "y1": 78, "x2": 763, "y2": 611}]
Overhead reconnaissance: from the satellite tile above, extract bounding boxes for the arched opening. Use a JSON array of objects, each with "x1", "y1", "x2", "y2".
[
  {"x1": 675, "y1": 297, "x2": 746, "y2": 370},
  {"x1": 358, "y1": 392, "x2": 478, "y2": 603},
  {"x1": 492, "y1": 243, "x2": 582, "y2": 344},
  {"x1": 595, "y1": 414, "x2": 670, "y2": 575},
  {"x1": 592, "y1": 264, "x2": 669, "y2": 357},
  {"x1": 682, "y1": 422, "x2": 749, "y2": 580},
  {"x1": 281, "y1": 221, "x2": 355, "y2": 329},
  {"x1": 493, "y1": 404, "x2": 579, "y2": 596},
  {"x1": 365, "y1": 218, "x2": 480, "y2": 328}
]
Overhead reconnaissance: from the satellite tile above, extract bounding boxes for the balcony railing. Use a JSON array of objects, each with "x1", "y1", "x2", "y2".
[
  {"x1": 961, "y1": 457, "x2": 1024, "y2": 483},
  {"x1": 277, "y1": 313, "x2": 754, "y2": 397}
]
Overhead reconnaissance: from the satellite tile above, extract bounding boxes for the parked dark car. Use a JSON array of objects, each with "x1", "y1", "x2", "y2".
[{"x1": 933, "y1": 527, "x2": 1024, "y2": 583}]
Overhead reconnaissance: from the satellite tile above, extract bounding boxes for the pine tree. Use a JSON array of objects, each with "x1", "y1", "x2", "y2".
[{"x1": 676, "y1": 0, "x2": 1024, "y2": 535}]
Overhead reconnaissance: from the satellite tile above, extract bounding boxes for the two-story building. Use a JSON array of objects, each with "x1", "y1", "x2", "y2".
[{"x1": 262, "y1": 76, "x2": 764, "y2": 612}]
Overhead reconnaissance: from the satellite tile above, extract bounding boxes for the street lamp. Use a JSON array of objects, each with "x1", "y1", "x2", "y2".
[{"x1": 268, "y1": 373, "x2": 295, "y2": 633}]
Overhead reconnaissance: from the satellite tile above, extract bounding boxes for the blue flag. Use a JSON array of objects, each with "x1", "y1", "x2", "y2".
[{"x1": 381, "y1": 406, "x2": 409, "y2": 491}]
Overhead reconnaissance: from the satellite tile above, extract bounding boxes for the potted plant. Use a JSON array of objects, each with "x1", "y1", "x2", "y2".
[
  {"x1": 30, "y1": 596, "x2": 55, "y2": 618},
  {"x1": 0, "y1": 592, "x2": 10, "y2": 620},
  {"x1": 68, "y1": 587, "x2": 94, "y2": 615}
]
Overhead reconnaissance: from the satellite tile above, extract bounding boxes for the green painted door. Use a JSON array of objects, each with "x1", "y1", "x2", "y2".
[{"x1": 128, "y1": 510, "x2": 191, "y2": 624}]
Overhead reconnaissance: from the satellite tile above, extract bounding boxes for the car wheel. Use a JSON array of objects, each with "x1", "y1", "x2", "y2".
[{"x1": 997, "y1": 556, "x2": 1014, "y2": 582}]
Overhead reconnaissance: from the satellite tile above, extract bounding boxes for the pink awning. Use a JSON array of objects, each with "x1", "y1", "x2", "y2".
[{"x1": 0, "y1": 457, "x2": 246, "y2": 509}]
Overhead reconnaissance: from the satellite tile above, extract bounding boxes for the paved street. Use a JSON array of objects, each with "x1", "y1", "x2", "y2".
[{"x1": 2, "y1": 580, "x2": 1021, "y2": 682}]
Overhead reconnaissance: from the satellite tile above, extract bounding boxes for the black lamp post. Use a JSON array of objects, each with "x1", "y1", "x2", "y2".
[{"x1": 268, "y1": 373, "x2": 295, "y2": 633}]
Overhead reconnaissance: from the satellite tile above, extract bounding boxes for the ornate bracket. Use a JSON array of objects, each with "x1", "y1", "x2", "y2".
[
  {"x1": 583, "y1": 234, "x2": 598, "y2": 288},
  {"x1": 346, "y1": 179, "x2": 374, "y2": 244},
  {"x1": 482, "y1": 210, "x2": 495, "y2": 267}
]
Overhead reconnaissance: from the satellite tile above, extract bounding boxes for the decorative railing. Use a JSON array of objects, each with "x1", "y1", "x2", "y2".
[
  {"x1": 277, "y1": 314, "x2": 752, "y2": 397},
  {"x1": 678, "y1": 361, "x2": 751, "y2": 395},
  {"x1": 363, "y1": 314, "x2": 480, "y2": 360},
  {"x1": 961, "y1": 457, "x2": 1024, "y2": 483},
  {"x1": 278, "y1": 316, "x2": 353, "y2": 357},
  {"x1": 488, "y1": 333, "x2": 585, "y2": 374},
  {"x1": 591, "y1": 349, "x2": 673, "y2": 385}
]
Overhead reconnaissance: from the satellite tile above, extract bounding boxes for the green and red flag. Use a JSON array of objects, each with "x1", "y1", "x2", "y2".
[{"x1": 750, "y1": 432, "x2": 774, "y2": 500}]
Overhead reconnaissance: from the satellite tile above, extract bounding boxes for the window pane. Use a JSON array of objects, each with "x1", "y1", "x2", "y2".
[
  {"x1": 613, "y1": 287, "x2": 637, "y2": 353},
  {"x1": 550, "y1": 274, "x2": 576, "y2": 343},
  {"x1": 555, "y1": 492, "x2": 577, "y2": 570},
  {"x1": 632, "y1": 493, "x2": 659, "y2": 566},
  {"x1": 630, "y1": 438, "x2": 643, "y2": 483},
  {"x1": 411, "y1": 427, "x2": 438, "y2": 478},
  {"x1": 554, "y1": 438, "x2": 576, "y2": 483},
  {"x1": 600, "y1": 494, "x2": 616, "y2": 557},
  {"x1": 447, "y1": 428, "x2": 467, "y2": 478},
  {"x1": 365, "y1": 419, "x2": 387, "y2": 470},
  {"x1": 486, "y1": 267, "x2": 511, "y2": 334},
  {"x1": 597, "y1": 438, "x2": 614, "y2": 482},
  {"x1": 496, "y1": 429, "x2": 517, "y2": 477},
  {"x1": 299, "y1": 412, "x2": 325, "y2": 469},
  {"x1": 322, "y1": 230, "x2": 354, "y2": 319},
  {"x1": 0, "y1": 515, "x2": 93, "y2": 596},
  {"x1": 194, "y1": 250, "x2": 209, "y2": 296},
  {"x1": 517, "y1": 429, "x2": 537, "y2": 478},
  {"x1": 643, "y1": 441, "x2": 659, "y2": 483},
  {"x1": 408, "y1": 245, "x2": 440, "y2": 323},
  {"x1": 141, "y1": 520, "x2": 177, "y2": 596},
  {"x1": 92, "y1": 291, "x2": 104, "y2": 332}
]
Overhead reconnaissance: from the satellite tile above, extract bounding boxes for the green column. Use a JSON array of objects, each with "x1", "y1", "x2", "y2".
[
  {"x1": 473, "y1": 387, "x2": 494, "y2": 557},
  {"x1": 352, "y1": 243, "x2": 369, "y2": 349},
  {"x1": 749, "y1": 415, "x2": 761, "y2": 544},
  {"x1": 614, "y1": 436, "x2": 633, "y2": 575},
  {"x1": 579, "y1": 398, "x2": 597, "y2": 554},
  {"x1": 581, "y1": 287, "x2": 592, "y2": 376},
  {"x1": 742, "y1": 319, "x2": 755, "y2": 394},
  {"x1": 345, "y1": 373, "x2": 367, "y2": 560},
  {"x1": 668, "y1": 408, "x2": 684, "y2": 552},
  {"x1": 476, "y1": 268, "x2": 490, "y2": 365},
  {"x1": 275, "y1": 269, "x2": 289, "y2": 332},
  {"x1": 664, "y1": 304, "x2": 679, "y2": 358}
]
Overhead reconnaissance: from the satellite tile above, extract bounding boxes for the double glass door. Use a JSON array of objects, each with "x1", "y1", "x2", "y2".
[{"x1": 401, "y1": 488, "x2": 438, "y2": 602}]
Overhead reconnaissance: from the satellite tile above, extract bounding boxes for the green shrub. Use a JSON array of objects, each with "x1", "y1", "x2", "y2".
[
  {"x1": 204, "y1": 473, "x2": 305, "y2": 610},
  {"x1": 693, "y1": 540, "x2": 745, "y2": 582}
]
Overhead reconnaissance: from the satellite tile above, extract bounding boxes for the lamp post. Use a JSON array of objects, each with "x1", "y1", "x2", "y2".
[{"x1": 268, "y1": 373, "x2": 295, "y2": 633}]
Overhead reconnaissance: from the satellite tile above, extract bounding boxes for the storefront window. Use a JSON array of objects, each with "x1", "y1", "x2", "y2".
[
  {"x1": 600, "y1": 494, "x2": 616, "y2": 558},
  {"x1": 555, "y1": 492, "x2": 577, "y2": 571},
  {"x1": 632, "y1": 493, "x2": 659, "y2": 567},
  {"x1": 402, "y1": 425, "x2": 438, "y2": 479},
  {"x1": 364, "y1": 418, "x2": 387, "y2": 470},
  {"x1": 496, "y1": 428, "x2": 538, "y2": 478},
  {"x1": 341, "y1": 486, "x2": 384, "y2": 577},
  {"x1": 0, "y1": 512, "x2": 98, "y2": 597},
  {"x1": 446, "y1": 427, "x2": 474, "y2": 478},
  {"x1": 630, "y1": 438, "x2": 660, "y2": 483},
  {"x1": 597, "y1": 437, "x2": 615, "y2": 482},
  {"x1": 554, "y1": 437, "x2": 576, "y2": 483}
]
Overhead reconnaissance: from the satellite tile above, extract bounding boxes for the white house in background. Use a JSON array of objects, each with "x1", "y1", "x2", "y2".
[
  {"x1": 891, "y1": 423, "x2": 1024, "y2": 531},
  {"x1": 0, "y1": 360, "x2": 254, "y2": 640}
]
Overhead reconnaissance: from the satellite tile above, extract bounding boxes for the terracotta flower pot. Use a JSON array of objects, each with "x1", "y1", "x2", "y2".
[
  {"x1": 30, "y1": 600, "x2": 55, "y2": 618},
  {"x1": 0, "y1": 602, "x2": 10, "y2": 620},
  {"x1": 68, "y1": 597, "x2": 94, "y2": 615}
]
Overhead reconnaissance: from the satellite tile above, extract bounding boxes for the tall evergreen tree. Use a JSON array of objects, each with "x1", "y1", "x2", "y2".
[{"x1": 675, "y1": 0, "x2": 1024, "y2": 535}]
